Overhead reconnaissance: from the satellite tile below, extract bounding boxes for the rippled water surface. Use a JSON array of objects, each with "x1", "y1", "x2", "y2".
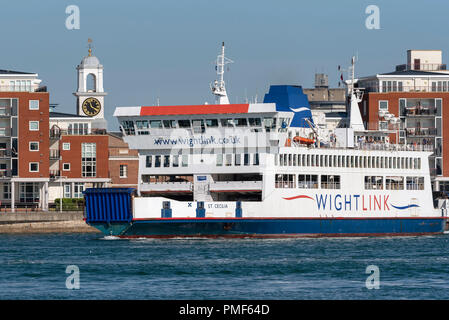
[{"x1": 0, "y1": 233, "x2": 448, "y2": 299}]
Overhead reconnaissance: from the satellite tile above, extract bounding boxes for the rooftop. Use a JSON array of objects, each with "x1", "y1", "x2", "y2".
[
  {"x1": 0, "y1": 69, "x2": 35, "y2": 75},
  {"x1": 49, "y1": 112, "x2": 89, "y2": 119}
]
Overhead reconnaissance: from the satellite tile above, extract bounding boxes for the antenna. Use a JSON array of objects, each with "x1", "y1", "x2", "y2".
[{"x1": 210, "y1": 42, "x2": 233, "y2": 104}]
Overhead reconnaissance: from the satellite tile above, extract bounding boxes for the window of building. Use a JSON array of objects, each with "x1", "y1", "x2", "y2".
[
  {"x1": 379, "y1": 100, "x2": 388, "y2": 111},
  {"x1": 68, "y1": 123, "x2": 88, "y2": 135},
  {"x1": 29, "y1": 121, "x2": 39, "y2": 131},
  {"x1": 29, "y1": 162, "x2": 39, "y2": 172},
  {"x1": 275, "y1": 174, "x2": 296, "y2": 188},
  {"x1": 29, "y1": 142, "x2": 39, "y2": 151},
  {"x1": 365, "y1": 176, "x2": 383, "y2": 190},
  {"x1": 146, "y1": 155, "x2": 152, "y2": 168},
  {"x1": 2, "y1": 183, "x2": 10, "y2": 200},
  {"x1": 19, "y1": 182, "x2": 39, "y2": 202},
  {"x1": 386, "y1": 176, "x2": 404, "y2": 190},
  {"x1": 73, "y1": 183, "x2": 84, "y2": 198},
  {"x1": 29, "y1": 100, "x2": 39, "y2": 110},
  {"x1": 298, "y1": 174, "x2": 318, "y2": 189},
  {"x1": 321, "y1": 175, "x2": 341, "y2": 189},
  {"x1": 81, "y1": 143, "x2": 96, "y2": 177},
  {"x1": 64, "y1": 183, "x2": 71, "y2": 198},
  {"x1": 379, "y1": 121, "x2": 388, "y2": 131},
  {"x1": 63, "y1": 163, "x2": 70, "y2": 171},
  {"x1": 120, "y1": 164, "x2": 128, "y2": 178},
  {"x1": 62, "y1": 143, "x2": 70, "y2": 151}
]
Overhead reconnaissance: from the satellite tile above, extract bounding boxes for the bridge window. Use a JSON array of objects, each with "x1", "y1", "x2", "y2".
[
  {"x1": 150, "y1": 120, "x2": 162, "y2": 128},
  {"x1": 154, "y1": 155, "x2": 161, "y2": 168},
  {"x1": 234, "y1": 118, "x2": 248, "y2": 127},
  {"x1": 145, "y1": 155, "x2": 152, "y2": 168},
  {"x1": 248, "y1": 118, "x2": 261, "y2": 126},
  {"x1": 163, "y1": 119, "x2": 177, "y2": 128},
  {"x1": 365, "y1": 176, "x2": 383, "y2": 190},
  {"x1": 205, "y1": 119, "x2": 219, "y2": 127},
  {"x1": 178, "y1": 120, "x2": 191, "y2": 128},
  {"x1": 163, "y1": 155, "x2": 170, "y2": 167},
  {"x1": 221, "y1": 118, "x2": 234, "y2": 127}
]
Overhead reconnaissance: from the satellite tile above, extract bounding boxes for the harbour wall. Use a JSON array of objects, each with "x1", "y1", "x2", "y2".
[{"x1": 0, "y1": 211, "x2": 100, "y2": 234}]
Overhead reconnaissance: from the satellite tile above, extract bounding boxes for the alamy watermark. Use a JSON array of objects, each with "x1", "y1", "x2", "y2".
[
  {"x1": 65, "y1": 265, "x2": 80, "y2": 290},
  {"x1": 65, "y1": 5, "x2": 80, "y2": 30},
  {"x1": 365, "y1": 265, "x2": 380, "y2": 289},
  {"x1": 365, "y1": 5, "x2": 380, "y2": 30}
]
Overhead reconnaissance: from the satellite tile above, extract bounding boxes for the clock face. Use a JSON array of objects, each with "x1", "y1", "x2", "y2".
[{"x1": 82, "y1": 97, "x2": 101, "y2": 116}]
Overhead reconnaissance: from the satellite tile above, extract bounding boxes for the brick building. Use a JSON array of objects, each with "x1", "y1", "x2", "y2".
[
  {"x1": 108, "y1": 132, "x2": 139, "y2": 189},
  {"x1": 356, "y1": 50, "x2": 449, "y2": 192}
]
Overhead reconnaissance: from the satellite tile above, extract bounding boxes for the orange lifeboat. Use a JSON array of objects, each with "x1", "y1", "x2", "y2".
[{"x1": 293, "y1": 136, "x2": 315, "y2": 145}]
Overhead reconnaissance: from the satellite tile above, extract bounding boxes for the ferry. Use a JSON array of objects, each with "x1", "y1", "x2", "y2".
[{"x1": 84, "y1": 44, "x2": 447, "y2": 238}]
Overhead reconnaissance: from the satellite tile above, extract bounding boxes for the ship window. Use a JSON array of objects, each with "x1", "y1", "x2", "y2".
[
  {"x1": 192, "y1": 119, "x2": 205, "y2": 134},
  {"x1": 154, "y1": 155, "x2": 161, "y2": 167},
  {"x1": 235, "y1": 154, "x2": 241, "y2": 166},
  {"x1": 301, "y1": 155, "x2": 305, "y2": 166},
  {"x1": 145, "y1": 155, "x2": 152, "y2": 168},
  {"x1": 406, "y1": 177, "x2": 424, "y2": 190},
  {"x1": 178, "y1": 120, "x2": 191, "y2": 128},
  {"x1": 206, "y1": 119, "x2": 218, "y2": 127},
  {"x1": 283, "y1": 154, "x2": 287, "y2": 166},
  {"x1": 365, "y1": 176, "x2": 383, "y2": 190},
  {"x1": 216, "y1": 154, "x2": 223, "y2": 166},
  {"x1": 293, "y1": 154, "x2": 297, "y2": 166},
  {"x1": 163, "y1": 119, "x2": 177, "y2": 128},
  {"x1": 417, "y1": 158, "x2": 421, "y2": 169},
  {"x1": 121, "y1": 121, "x2": 135, "y2": 135},
  {"x1": 164, "y1": 155, "x2": 170, "y2": 167},
  {"x1": 298, "y1": 174, "x2": 318, "y2": 189},
  {"x1": 136, "y1": 120, "x2": 149, "y2": 129},
  {"x1": 279, "y1": 154, "x2": 283, "y2": 166},
  {"x1": 288, "y1": 154, "x2": 292, "y2": 166},
  {"x1": 150, "y1": 120, "x2": 162, "y2": 128},
  {"x1": 173, "y1": 155, "x2": 179, "y2": 167},
  {"x1": 225, "y1": 154, "x2": 232, "y2": 166},
  {"x1": 248, "y1": 118, "x2": 261, "y2": 126},
  {"x1": 182, "y1": 155, "x2": 188, "y2": 167},
  {"x1": 244, "y1": 154, "x2": 250, "y2": 166},
  {"x1": 253, "y1": 153, "x2": 260, "y2": 165},
  {"x1": 263, "y1": 117, "x2": 276, "y2": 132},
  {"x1": 234, "y1": 118, "x2": 248, "y2": 127},
  {"x1": 321, "y1": 175, "x2": 341, "y2": 189},
  {"x1": 275, "y1": 174, "x2": 296, "y2": 188},
  {"x1": 221, "y1": 118, "x2": 234, "y2": 127},
  {"x1": 319, "y1": 155, "x2": 323, "y2": 167},
  {"x1": 386, "y1": 176, "x2": 404, "y2": 190}
]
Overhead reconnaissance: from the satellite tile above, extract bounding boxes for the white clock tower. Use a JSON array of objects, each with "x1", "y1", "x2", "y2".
[{"x1": 73, "y1": 39, "x2": 107, "y2": 119}]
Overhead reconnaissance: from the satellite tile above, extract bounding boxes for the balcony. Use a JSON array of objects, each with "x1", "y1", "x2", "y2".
[
  {"x1": 209, "y1": 181, "x2": 263, "y2": 192},
  {"x1": 50, "y1": 128, "x2": 107, "y2": 139},
  {"x1": 0, "y1": 150, "x2": 11, "y2": 158},
  {"x1": 404, "y1": 106, "x2": 437, "y2": 117},
  {"x1": 49, "y1": 170, "x2": 60, "y2": 179},
  {"x1": 49, "y1": 149, "x2": 60, "y2": 160},
  {"x1": 140, "y1": 182, "x2": 193, "y2": 193},
  {"x1": 0, "y1": 107, "x2": 11, "y2": 117},
  {"x1": 405, "y1": 127, "x2": 437, "y2": 137},
  {"x1": 0, "y1": 169, "x2": 12, "y2": 178},
  {"x1": 0, "y1": 85, "x2": 46, "y2": 93}
]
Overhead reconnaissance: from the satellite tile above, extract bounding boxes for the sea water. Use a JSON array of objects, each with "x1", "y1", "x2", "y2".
[{"x1": 0, "y1": 233, "x2": 448, "y2": 299}]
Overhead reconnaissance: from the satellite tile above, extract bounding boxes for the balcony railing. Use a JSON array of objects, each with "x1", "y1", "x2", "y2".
[
  {"x1": 0, "y1": 107, "x2": 11, "y2": 117},
  {"x1": 405, "y1": 128, "x2": 437, "y2": 137},
  {"x1": 49, "y1": 150, "x2": 60, "y2": 160},
  {"x1": 0, "y1": 86, "x2": 46, "y2": 93},
  {"x1": 49, "y1": 170, "x2": 60, "y2": 179},
  {"x1": 209, "y1": 181, "x2": 263, "y2": 192},
  {"x1": 0, "y1": 169, "x2": 12, "y2": 178},
  {"x1": 140, "y1": 182, "x2": 193, "y2": 192},
  {"x1": 363, "y1": 85, "x2": 449, "y2": 93},
  {"x1": 0, "y1": 128, "x2": 11, "y2": 137},
  {"x1": 396, "y1": 63, "x2": 447, "y2": 72},
  {"x1": 50, "y1": 128, "x2": 107, "y2": 138},
  {"x1": 0, "y1": 150, "x2": 11, "y2": 158},
  {"x1": 404, "y1": 107, "x2": 437, "y2": 116}
]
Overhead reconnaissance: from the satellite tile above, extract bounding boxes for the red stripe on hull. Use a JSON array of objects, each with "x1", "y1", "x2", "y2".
[{"x1": 282, "y1": 195, "x2": 314, "y2": 200}]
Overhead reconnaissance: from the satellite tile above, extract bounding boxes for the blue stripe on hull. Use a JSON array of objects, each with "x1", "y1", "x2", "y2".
[{"x1": 88, "y1": 218, "x2": 446, "y2": 238}]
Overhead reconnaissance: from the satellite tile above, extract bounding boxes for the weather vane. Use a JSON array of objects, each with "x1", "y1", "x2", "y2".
[{"x1": 87, "y1": 38, "x2": 93, "y2": 56}]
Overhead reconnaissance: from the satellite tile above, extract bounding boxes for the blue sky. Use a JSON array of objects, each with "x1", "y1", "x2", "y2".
[{"x1": 1, "y1": 0, "x2": 448, "y2": 130}]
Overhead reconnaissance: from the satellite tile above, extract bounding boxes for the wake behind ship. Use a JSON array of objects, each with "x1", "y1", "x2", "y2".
[{"x1": 83, "y1": 44, "x2": 447, "y2": 238}]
